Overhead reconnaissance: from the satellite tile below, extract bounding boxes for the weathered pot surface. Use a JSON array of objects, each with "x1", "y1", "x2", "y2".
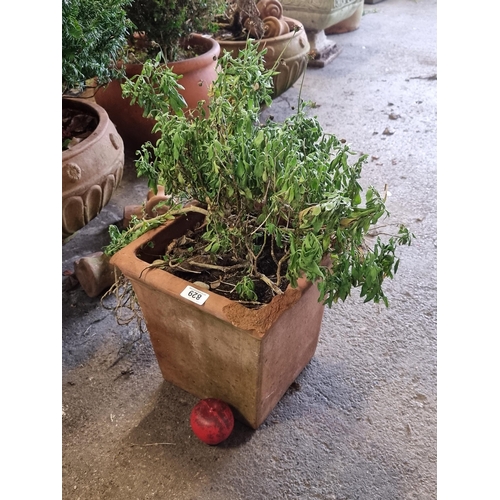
[
  {"x1": 110, "y1": 213, "x2": 326, "y2": 429},
  {"x1": 62, "y1": 98, "x2": 124, "y2": 240},
  {"x1": 325, "y1": 1, "x2": 364, "y2": 34},
  {"x1": 281, "y1": 0, "x2": 363, "y2": 31},
  {"x1": 280, "y1": 0, "x2": 364, "y2": 67},
  {"x1": 94, "y1": 34, "x2": 220, "y2": 153},
  {"x1": 217, "y1": 17, "x2": 310, "y2": 98}
]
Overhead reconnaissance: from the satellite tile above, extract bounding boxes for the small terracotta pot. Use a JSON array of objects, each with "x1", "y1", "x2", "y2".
[
  {"x1": 62, "y1": 98, "x2": 124, "y2": 239},
  {"x1": 94, "y1": 34, "x2": 220, "y2": 153},
  {"x1": 110, "y1": 212, "x2": 326, "y2": 429},
  {"x1": 73, "y1": 252, "x2": 120, "y2": 298},
  {"x1": 217, "y1": 17, "x2": 310, "y2": 98}
]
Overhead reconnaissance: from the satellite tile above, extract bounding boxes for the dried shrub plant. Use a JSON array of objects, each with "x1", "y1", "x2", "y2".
[{"x1": 105, "y1": 40, "x2": 413, "y2": 308}]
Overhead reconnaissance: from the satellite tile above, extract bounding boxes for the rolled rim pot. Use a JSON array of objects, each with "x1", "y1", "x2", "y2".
[
  {"x1": 216, "y1": 17, "x2": 310, "y2": 99},
  {"x1": 110, "y1": 211, "x2": 326, "y2": 429},
  {"x1": 62, "y1": 98, "x2": 124, "y2": 240},
  {"x1": 94, "y1": 34, "x2": 221, "y2": 153}
]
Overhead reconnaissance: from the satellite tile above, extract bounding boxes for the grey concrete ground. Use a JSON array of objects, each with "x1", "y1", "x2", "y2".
[{"x1": 62, "y1": 0, "x2": 437, "y2": 498}]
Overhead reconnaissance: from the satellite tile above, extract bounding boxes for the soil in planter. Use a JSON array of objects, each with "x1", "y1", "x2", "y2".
[
  {"x1": 126, "y1": 37, "x2": 208, "y2": 64},
  {"x1": 141, "y1": 224, "x2": 290, "y2": 309},
  {"x1": 62, "y1": 107, "x2": 98, "y2": 151}
]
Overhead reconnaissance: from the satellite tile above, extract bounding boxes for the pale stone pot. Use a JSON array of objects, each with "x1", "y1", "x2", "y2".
[{"x1": 280, "y1": 0, "x2": 364, "y2": 67}]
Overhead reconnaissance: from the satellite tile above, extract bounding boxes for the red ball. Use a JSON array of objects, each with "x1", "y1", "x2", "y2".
[{"x1": 190, "y1": 398, "x2": 234, "y2": 445}]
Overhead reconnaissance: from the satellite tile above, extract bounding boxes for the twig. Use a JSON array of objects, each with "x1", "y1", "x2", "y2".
[
  {"x1": 167, "y1": 260, "x2": 202, "y2": 274},
  {"x1": 409, "y1": 74, "x2": 437, "y2": 80},
  {"x1": 185, "y1": 260, "x2": 246, "y2": 272},
  {"x1": 107, "y1": 331, "x2": 143, "y2": 370},
  {"x1": 250, "y1": 207, "x2": 272, "y2": 236},
  {"x1": 113, "y1": 369, "x2": 134, "y2": 381},
  {"x1": 253, "y1": 232, "x2": 267, "y2": 263},
  {"x1": 130, "y1": 442, "x2": 176, "y2": 447},
  {"x1": 275, "y1": 250, "x2": 290, "y2": 287},
  {"x1": 102, "y1": 275, "x2": 146, "y2": 329},
  {"x1": 270, "y1": 236, "x2": 279, "y2": 266},
  {"x1": 255, "y1": 271, "x2": 283, "y2": 295},
  {"x1": 72, "y1": 317, "x2": 106, "y2": 346}
]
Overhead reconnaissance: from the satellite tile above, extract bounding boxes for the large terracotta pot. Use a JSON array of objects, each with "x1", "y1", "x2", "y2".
[
  {"x1": 110, "y1": 212, "x2": 326, "y2": 429},
  {"x1": 94, "y1": 34, "x2": 220, "y2": 153},
  {"x1": 281, "y1": 0, "x2": 364, "y2": 67},
  {"x1": 217, "y1": 17, "x2": 310, "y2": 99},
  {"x1": 62, "y1": 98, "x2": 124, "y2": 240}
]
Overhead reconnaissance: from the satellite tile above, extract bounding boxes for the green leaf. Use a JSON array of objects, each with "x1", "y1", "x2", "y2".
[{"x1": 254, "y1": 129, "x2": 264, "y2": 147}]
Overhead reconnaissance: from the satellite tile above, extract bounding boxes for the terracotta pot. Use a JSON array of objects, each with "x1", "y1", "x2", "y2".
[
  {"x1": 62, "y1": 98, "x2": 124, "y2": 240},
  {"x1": 73, "y1": 251, "x2": 120, "y2": 298},
  {"x1": 94, "y1": 34, "x2": 220, "y2": 153},
  {"x1": 280, "y1": 0, "x2": 364, "y2": 67},
  {"x1": 217, "y1": 17, "x2": 310, "y2": 99},
  {"x1": 110, "y1": 212, "x2": 326, "y2": 429}
]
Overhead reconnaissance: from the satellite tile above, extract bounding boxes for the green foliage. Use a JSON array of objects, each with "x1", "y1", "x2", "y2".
[
  {"x1": 106, "y1": 212, "x2": 175, "y2": 257},
  {"x1": 106, "y1": 40, "x2": 414, "y2": 307},
  {"x1": 120, "y1": 52, "x2": 188, "y2": 119},
  {"x1": 62, "y1": 0, "x2": 133, "y2": 93},
  {"x1": 235, "y1": 276, "x2": 258, "y2": 302},
  {"x1": 125, "y1": 0, "x2": 227, "y2": 61}
]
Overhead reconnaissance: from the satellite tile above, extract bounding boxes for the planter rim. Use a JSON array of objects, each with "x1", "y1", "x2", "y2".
[
  {"x1": 120, "y1": 33, "x2": 220, "y2": 75},
  {"x1": 62, "y1": 98, "x2": 110, "y2": 160},
  {"x1": 216, "y1": 16, "x2": 305, "y2": 47},
  {"x1": 93, "y1": 33, "x2": 220, "y2": 153},
  {"x1": 110, "y1": 216, "x2": 317, "y2": 338}
]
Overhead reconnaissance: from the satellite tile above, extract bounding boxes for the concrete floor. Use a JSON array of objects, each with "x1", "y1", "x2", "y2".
[{"x1": 62, "y1": 0, "x2": 437, "y2": 498}]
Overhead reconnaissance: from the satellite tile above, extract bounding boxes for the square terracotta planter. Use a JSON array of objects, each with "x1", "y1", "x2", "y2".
[{"x1": 110, "y1": 212, "x2": 326, "y2": 429}]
